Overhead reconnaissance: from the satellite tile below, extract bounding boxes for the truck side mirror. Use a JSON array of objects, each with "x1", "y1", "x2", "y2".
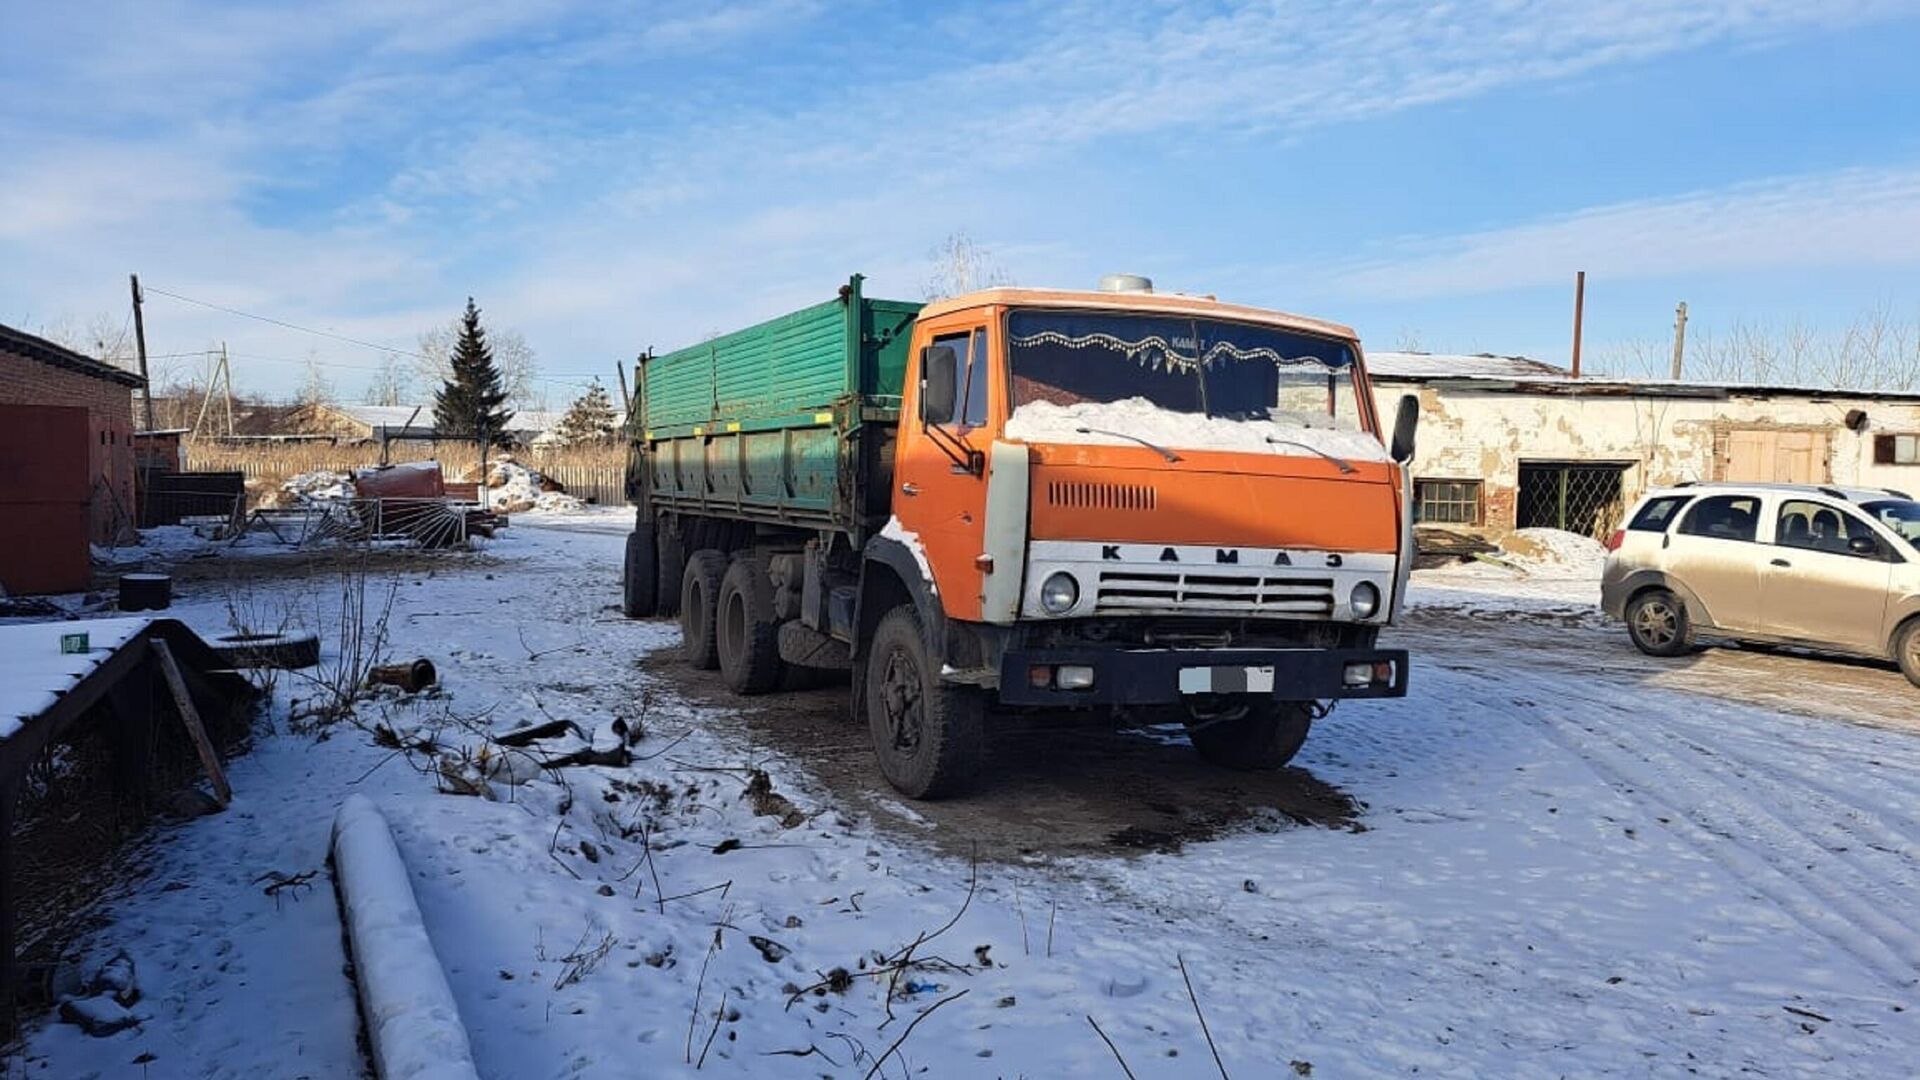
[
  {"x1": 1389, "y1": 394, "x2": 1419, "y2": 464},
  {"x1": 920, "y1": 345, "x2": 958, "y2": 425}
]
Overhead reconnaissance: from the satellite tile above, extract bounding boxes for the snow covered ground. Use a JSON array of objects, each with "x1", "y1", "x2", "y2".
[{"x1": 19, "y1": 515, "x2": 1920, "y2": 1078}]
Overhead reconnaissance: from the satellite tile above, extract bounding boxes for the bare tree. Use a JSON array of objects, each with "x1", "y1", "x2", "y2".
[
  {"x1": 1593, "y1": 303, "x2": 1920, "y2": 392},
  {"x1": 297, "y1": 354, "x2": 336, "y2": 407},
  {"x1": 39, "y1": 312, "x2": 136, "y2": 367},
  {"x1": 364, "y1": 354, "x2": 413, "y2": 406},
  {"x1": 416, "y1": 320, "x2": 541, "y2": 410},
  {"x1": 923, "y1": 231, "x2": 1012, "y2": 300}
]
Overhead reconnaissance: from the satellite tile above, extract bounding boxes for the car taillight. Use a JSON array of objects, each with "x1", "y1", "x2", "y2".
[{"x1": 1604, "y1": 529, "x2": 1625, "y2": 552}]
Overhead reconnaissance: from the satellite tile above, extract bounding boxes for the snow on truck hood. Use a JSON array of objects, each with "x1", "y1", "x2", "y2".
[{"x1": 1002, "y1": 397, "x2": 1391, "y2": 463}]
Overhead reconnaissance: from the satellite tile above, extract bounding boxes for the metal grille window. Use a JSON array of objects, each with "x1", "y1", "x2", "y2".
[
  {"x1": 1414, "y1": 479, "x2": 1482, "y2": 525},
  {"x1": 1517, "y1": 462, "x2": 1629, "y2": 539}
]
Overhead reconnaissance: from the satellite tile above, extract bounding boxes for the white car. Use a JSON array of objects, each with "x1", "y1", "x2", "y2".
[{"x1": 1600, "y1": 482, "x2": 1920, "y2": 685}]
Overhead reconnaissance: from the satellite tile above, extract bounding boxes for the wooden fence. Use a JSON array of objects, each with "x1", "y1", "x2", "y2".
[
  {"x1": 531, "y1": 463, "x2": 627, "y2": 506},
  {"x1": 181, "y1": 449, "x2": 630, "y2": 506}
]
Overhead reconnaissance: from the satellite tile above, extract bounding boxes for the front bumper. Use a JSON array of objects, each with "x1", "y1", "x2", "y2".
[{"x1": 996, "y1": 646, "x2": 1410, "y2": 706}]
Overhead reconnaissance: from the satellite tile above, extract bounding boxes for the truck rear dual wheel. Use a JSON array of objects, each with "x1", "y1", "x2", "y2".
[
  {"x1": 865, "y1": 607, "x2": 985, "y2": 799},
  {"x1": 717, "y1": 556, "x2": 786, "y2": 695},
  {"x1": 655, "y1": 529, "x2": 685, "y2": 618},
  {"x1": 680, "y1": 550, "x2": 728, "y2": 669},
  {"x1": 622, "y1": 526, "x2": 659, "y2": 618},
  {"x1": 1185, "y1": 699, "x2": 1313, "y2": 770}
]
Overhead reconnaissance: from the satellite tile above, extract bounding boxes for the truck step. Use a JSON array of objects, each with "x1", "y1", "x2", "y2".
[{"x1": 776, "y1": 621, "x2": 851, "y2": 671}]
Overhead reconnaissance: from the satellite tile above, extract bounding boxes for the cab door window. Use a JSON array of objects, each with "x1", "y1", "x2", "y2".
[
  {"x1": 1677, "y1": 495, "x2": 1760, "y2": 542},
  {"x1": 1777, "y1": 500, "x2": 1882, "y2": 558},
  {"x1": 929, "y1": 329, "x2": 990, "y2": 430}
]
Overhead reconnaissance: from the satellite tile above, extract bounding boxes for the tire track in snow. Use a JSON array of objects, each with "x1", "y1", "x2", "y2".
[
  {"x1": 1651, "y1": 716, "x2": 1920, "y2": 863},
  {"x1": 1534, "y1": 707, "x2": 1920, "y2": 990}
]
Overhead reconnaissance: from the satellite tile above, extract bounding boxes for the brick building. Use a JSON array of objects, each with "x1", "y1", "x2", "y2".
[{"x1": 0, "y1": 323, "x2": 145, "y2": 557}]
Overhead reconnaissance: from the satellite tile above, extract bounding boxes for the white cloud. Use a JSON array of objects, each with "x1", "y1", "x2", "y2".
[
  {"x1": 4, "y1": 0, "x2": 1917, "y2": 399},
  {"x1": 1325, "y1": 166, "x2": 1920, "y2": 300}
]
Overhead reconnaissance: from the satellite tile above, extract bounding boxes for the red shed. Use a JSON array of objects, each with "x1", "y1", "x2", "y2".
[{"x1": 0, "y1": 323, "x2": 145, "y2": 593}]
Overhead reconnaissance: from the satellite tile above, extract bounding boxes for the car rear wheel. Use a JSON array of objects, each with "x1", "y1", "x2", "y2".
[
  {"x1": 1626, "y1": 588, "x2": 1693, "y2": 657},
  {"x1": 1896, "y1": 620, "x2": 1920, "y2": 689},
  {"x1": 1185, "y1": 699, "x2": 1313, "y2": 770}
]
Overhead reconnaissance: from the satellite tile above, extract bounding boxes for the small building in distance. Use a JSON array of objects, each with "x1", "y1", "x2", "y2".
[
  {"x1": 1366, "y1": 351, "x2": 1920, "y2": 539},
  {"x1": 0, "y1": 323, "x2": 145, "y2": 591}
]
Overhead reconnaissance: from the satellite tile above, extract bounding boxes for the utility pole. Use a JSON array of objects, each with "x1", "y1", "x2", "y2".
[
  {"x1": 1570, "y1": 270, "x2": 1586, "y2": 379},
  {"x1": 130, "y1": 273, "x2": 156, "y2": 429},
  {"x1": 1670, "y1": 302, "x2": 1688, "y2": 381}
]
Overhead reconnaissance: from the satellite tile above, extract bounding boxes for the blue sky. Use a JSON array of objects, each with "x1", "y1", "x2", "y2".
[{"x1": 4, "y1": 0, "x2": 1920, "y2": 404}]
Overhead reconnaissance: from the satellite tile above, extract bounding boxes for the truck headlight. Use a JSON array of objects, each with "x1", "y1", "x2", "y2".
[
  {"x1": 1350, "y1": 582, "x2": 1381, "y2": 619},
  {"x1": 1040, "y1": 572, "x2": 1080, "y2": 615}
]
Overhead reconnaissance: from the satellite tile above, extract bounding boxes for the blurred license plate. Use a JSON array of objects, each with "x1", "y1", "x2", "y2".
[{"x1": 1178, "y1": 665, "x2": 1275, "y2": 694}]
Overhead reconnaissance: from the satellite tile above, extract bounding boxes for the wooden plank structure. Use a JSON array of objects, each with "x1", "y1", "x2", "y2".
[{"x1": 0, "y1": 618, "x2": 256, "y2": 1039}]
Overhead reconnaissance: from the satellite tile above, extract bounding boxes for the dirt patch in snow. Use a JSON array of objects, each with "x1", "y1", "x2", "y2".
[{"x1": 636, "y1": 647, "x2": 1363, "y2": 859}]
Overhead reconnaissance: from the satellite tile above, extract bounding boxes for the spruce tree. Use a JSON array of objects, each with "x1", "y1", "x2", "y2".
[
  {"x1": 433, "y1": 298, "x2": 515, "y2": 450},
  {"x1": 554, "y1": 378, "x2": 618, "y2": 445}
]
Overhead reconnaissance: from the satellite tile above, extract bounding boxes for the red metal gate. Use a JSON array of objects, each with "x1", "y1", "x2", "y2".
[{"x1": 0, "y1": 404, "x2": 91, "y2": 594}]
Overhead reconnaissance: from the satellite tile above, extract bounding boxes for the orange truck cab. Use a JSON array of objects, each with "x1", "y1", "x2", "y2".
[{"x1": 623, "y1": 274, "x2": 1419, "y2": 798}]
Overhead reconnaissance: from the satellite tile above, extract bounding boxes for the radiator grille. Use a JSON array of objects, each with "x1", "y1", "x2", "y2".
[
  {"x1": 1094, "y1": 569, "x2": 1334, "y2": 616},
  {"x1": 1045, "y1": 481, "x2": 1157, "y2": 511}
]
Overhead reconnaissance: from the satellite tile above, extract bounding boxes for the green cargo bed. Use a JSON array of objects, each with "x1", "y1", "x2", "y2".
[{"x1": 636, "y1": 276, "x2": 921, "y2": 531}]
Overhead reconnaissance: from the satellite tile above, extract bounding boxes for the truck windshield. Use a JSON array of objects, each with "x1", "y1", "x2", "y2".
[
  {"x1": 1863, "y1": 499, "x2": 1920, "y2": 550},
  {"x1": 1004, "y1": 309, "x2": 1381, "y2": 457}
]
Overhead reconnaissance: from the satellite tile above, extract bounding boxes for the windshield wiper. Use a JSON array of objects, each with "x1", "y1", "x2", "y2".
[
  {"x1": 1075, "y1": 426, "x2": 1181, "y2": 463},
  {"x1": 1265, "y1": 436, "x2": 1356, "y2": 474}
]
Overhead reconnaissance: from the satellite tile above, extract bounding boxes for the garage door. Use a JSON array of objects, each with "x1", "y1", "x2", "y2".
[
  {"x1": 1723, "y1": 429, "x2": 1830, "y2": 484},
  {"x1": 0, "y1": 404, "x2": 91, "y2": 594}
]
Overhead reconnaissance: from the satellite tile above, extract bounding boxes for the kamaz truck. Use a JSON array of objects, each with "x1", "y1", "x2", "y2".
[{"x1": 621, "y1": 274, "x2": 1418, "y2": 798}]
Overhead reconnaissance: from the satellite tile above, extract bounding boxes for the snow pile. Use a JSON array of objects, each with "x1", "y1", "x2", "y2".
[
  {"x1": 532, "y1": 490, "x2": 585, "y2": 513},
  {"x1": 280, "y1": 470, "x2": 355, "y2": 505},
  {"x1": 460, "y1": 459, "x2": 578, "y2": 513},
  {"x1": 1498, "y1": 527, "x2": 1608, "y2": 578},
  {"x1": 880, "y1": 515, "x2": 936, "y2": 593},
  {"x1": 1004, "y1": 397, "x2": 1390, "y2": 462}
]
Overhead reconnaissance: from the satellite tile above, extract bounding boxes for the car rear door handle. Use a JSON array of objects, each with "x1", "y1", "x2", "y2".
[
  {"x1": 900, "y1": 482, "x2": 920, "y2": 496},
  {"x1": 1770, "y1": 558, "x2": 1790, "y2": 567}
]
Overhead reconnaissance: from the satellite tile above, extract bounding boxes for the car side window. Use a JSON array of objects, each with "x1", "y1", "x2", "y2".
[
  {"x1": 1777, "y1": 499, "x2": 1879, "y2": 558},
  {"x1": 1629, "y1": 495, "x2": 1691, "y2": 532},
  {"x1": 1677, "y1": 495, "x2": 1760, "y2": 542}
]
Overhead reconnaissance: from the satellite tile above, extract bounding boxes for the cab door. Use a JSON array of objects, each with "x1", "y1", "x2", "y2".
[
  {"x1": 895, "y1": 316, "x2": 996, "y2": 622},
  {"x1": 1762, "y1": 498, "x2": 1894, "y2": 653},
  {"x1": 1663, "y1": 493, "x2": 1765, "y2": 631}
]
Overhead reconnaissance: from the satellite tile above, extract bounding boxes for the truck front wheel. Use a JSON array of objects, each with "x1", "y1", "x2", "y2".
[
  {"x1": 717, "y1": 556, "x2": 786, "y2": 695},
  {"x1": 864, "y1": 607, "x2": 984, "y2": 799},
  {"x1": 1185, "y1": 699, "x2": 1313, "y2": 770},
  {"x1": 680, "y1": 550, "x2": 728, "y2": 669},
  {"x1": 622, "y1": 527, "x2": 658, "y2": 618}
]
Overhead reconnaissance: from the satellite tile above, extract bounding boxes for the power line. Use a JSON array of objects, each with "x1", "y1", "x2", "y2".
[{"x1": 141, "y1": 284, "x2": 432, "y2": 361}]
